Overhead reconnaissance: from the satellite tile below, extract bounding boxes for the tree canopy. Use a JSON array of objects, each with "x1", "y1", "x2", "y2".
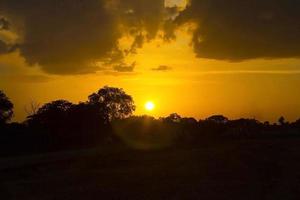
[
  {"x1": 88, "y1": 86, "x2": 135, "y2": 121},
  {"x1": 27, "y1": 100, "x2": 73, "y2": 127},
  {"x1": 0, "y1": 90, "x2": 14, "y2": 124}
]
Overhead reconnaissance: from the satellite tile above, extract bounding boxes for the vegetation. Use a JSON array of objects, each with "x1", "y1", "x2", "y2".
[
  {"x1": 1, "y1": 87, "x2": 300, "y2": 200},
  {"x1": 1, "y1": 87, "x2": 300, "y2": 156},
  {"x1": 0, "y1": 90, "x2": 13, "y2": 124}
]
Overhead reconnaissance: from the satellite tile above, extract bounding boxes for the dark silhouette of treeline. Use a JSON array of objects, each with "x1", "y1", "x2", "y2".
[{"x1": 1, "y1": 87, "x2": 300, "y2": 156}]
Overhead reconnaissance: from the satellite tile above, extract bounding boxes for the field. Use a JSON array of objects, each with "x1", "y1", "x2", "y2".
[{"x1": 1, "y1": 138, "x2": 300, "y2": 200}]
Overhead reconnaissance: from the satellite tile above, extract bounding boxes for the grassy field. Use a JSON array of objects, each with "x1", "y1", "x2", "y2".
[{"x1": 1, "y1": 138, "x2": 300, "y2": 200}]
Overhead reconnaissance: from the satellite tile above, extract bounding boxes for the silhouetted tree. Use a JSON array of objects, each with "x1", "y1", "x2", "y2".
[
  {"x1": 264, "y1": 121, "x2": 270, "y2": 126},
  {"x1": 164, "y1": 113, "x2": 182, "y2": 123},
  {"x1": 27, "y1": 100, "x2": 73, "y2": 128},
  {"x1": 66, "y1": 102, "x2": 111, "y2": 144},
  {"x1": 25, "y1": 101, "x2": 40, "y2": 116},
  {"x1": 0, "y1": 90, "x2": 13, "y2": 124},
  {"x1": 206, "y1": 115, "x2": 228, "y2": 124},
  {"x1": 181, "y1": 117, "x2": 198, "y2": 125},
  {"x1": 294, "y1": 119, "x2": 300, "y2": 129},
  {"x1": 278, "y1": 116, "x2": 287, "y2": 126},
  {"x1": 176, "y1": 117, "x2": 199, "y2": 145},
  {"x1": 227, "y1": 118, "x2": 262, "y2": 137},
  {"x1": 88, "y1": 86, "x2": 135, "y2": 122}
]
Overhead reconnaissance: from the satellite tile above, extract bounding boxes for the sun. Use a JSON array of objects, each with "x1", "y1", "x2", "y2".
[{"x1": 145, "y1": 101, "x2": 155, "y2": 111}]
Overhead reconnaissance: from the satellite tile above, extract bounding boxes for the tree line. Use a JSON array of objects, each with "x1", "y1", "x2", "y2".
[{"x1": 1, "y1": 87, "x2": 300, "y2": 155}]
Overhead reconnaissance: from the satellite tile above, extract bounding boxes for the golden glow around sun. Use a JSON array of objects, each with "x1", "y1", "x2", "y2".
[{"x1": 145, "y1": 101, "x2": 155, "y2": 111}]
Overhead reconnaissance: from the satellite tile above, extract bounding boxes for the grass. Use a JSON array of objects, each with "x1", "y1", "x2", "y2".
[{"x1": 1, "y1": 138, "x2": 300, "y2": 199}]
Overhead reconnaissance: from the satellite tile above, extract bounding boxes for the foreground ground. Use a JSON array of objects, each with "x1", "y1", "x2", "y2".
[{"x1": 1, "y1": 138, "x2": 300, "y2": 200}]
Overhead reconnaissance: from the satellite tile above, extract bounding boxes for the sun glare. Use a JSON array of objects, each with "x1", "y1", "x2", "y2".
[{"x1": 145, "y1": 101, "x2": 155, "y2": 111}]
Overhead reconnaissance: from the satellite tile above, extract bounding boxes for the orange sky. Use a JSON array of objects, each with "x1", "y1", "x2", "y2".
[
  {"x1": 1, "y1": 29, "x2": 300, "y2": 122},
  {"x1": 1, "y1": 0, "x2": 300, "y2": 122}
]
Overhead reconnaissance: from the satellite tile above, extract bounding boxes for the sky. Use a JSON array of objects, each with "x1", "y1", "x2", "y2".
[{"x1": 1, "y1": 0, "x2": 300, "y2": 122}]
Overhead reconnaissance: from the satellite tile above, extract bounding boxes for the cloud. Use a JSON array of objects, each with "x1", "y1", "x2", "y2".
[
  {"x1": 116, "y1": 0, "x2": 168, "y2": 39},
  {"x1": 1, "y1": 0, "x2": 120, "y2": 74},
  {"x1": 5, "y1": 0, "x2": 300, "y2": 73},
  {"x1": 152, "y1": 65, "x2": 172, "y2": 71},
  {"x1": 0, "y1": 40, "x2": 8, "y2": 54},
  {"x1": 176, "y1": 0, "x2": 300, "y2": 61},
  {"x1": 0, "y1": 0, "x2": 171, "y2": 74},
  {"x1": 113, "y1": 62, "x2": 135, "y2": 72},
  {"x1": 0, "y1": 17, "x2": 10, "y2": 30}
]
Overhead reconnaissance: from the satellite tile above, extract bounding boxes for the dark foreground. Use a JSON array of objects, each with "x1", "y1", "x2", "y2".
[{"x1": 1, "y1": 138, "x2": 300, "y2": 200}]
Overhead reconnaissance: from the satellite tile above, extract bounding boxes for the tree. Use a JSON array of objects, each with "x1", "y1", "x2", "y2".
[
  {"x1": 164, "y1": 113, "x2": 182, "y2": 123},
  {"x1": 294, "y1": 119, "x2": 300, "y2": 128},
  {"x1": 37, "y1": 100, "x2": 72, "y2": 113},
  {"x1": 25, "y1": 100, "x2": 40, "y2": 116},
  {"x1": 0, "y1": 90, "x2": 13, "y2": 124},
  {"x1": 88, "y1": 86, "x2": 135, "y2": 121},
  {"x1": 27, "y1": 100, "x2": 73, "y2": 127},
  {"x1": 278, "y1": 116, "x2": 286, "y2": 126},
  {"x1": 206, "y1": 115, "x2": 229, "y2": 124},
  {"x1": 65, "y1": 102, "x2": 112, "y2": 143}
]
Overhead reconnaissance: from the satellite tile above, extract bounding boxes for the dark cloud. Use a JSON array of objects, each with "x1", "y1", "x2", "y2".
[
  {"x1": 0, "y1": 0, "x2": 170, "y2": 74},
  {"x1": 113, "y1": 62, "x2": 135, "y2": 72},
  {"x1": 1, "y1": 0, "x2": 120, "y2": 74},
  {"x1": 117, "y1": 0, "x2": 166, "y2": 39},
  {"x1": 0, "y1": 41, "x2": 18, "y2": 55},
  {"x1": 116, "y1": 0, "x2": 176, "y2": 53},
  {"x1": 4, "y1": 0, "x2": 299, "y2": 73},
  {"x1": 0, "y1": 17, "x2": 10, "y2": 30},
  {"x1": 176, "y1": 0, "x2": 300, "y2": 61},
  {"x1": 152, "y1": 65, "x2": 172, "y2": 71},
  {"x1": 0, "y1": 40, "x2": 8, "y2": 54},
  {"x1": 128, "y1": 34, "x2": 144, "y2": 54}
]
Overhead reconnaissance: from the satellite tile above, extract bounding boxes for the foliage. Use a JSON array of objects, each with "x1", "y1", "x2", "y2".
[
  {"x1": 278, "y1": 116, "x2": 286, "y2": 125},
  {"x1": 2, "y1": 86, "x2": 300, "y2": 156},
  {"x1": 206, "y1": 115, "x2": 229, "y2": 124},
  {"x1": 27, "y1": 100, "x2": 73, "y2": 127},
  {"x1": 164, "y1": 113, "x2": 182, "y2": 123},
  {"x1": 0, "y1": 90, "x2": 14, "y2": 124},
  {"x1": 88, "y1": 86, "x2": 135, "y2": 122}
]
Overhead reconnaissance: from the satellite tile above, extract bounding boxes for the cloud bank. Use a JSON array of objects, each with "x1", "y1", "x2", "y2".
[
  {"x1": 0, "y1": 0, "x2": 171, "y2": 74},
  {"x1": 113, "y1": 62, "x2": 135, "y2": 72},
  {"x1": 1, "y1": 0, "x2": 300, "y2": 74},
  {"x1": 176, "y1": 0, "x2": 300, "y2": 61}
]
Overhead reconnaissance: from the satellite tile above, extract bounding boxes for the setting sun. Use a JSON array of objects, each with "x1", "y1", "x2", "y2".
[{"x1": 145, "y1": 101, "x2": 155, "y2": 111}]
